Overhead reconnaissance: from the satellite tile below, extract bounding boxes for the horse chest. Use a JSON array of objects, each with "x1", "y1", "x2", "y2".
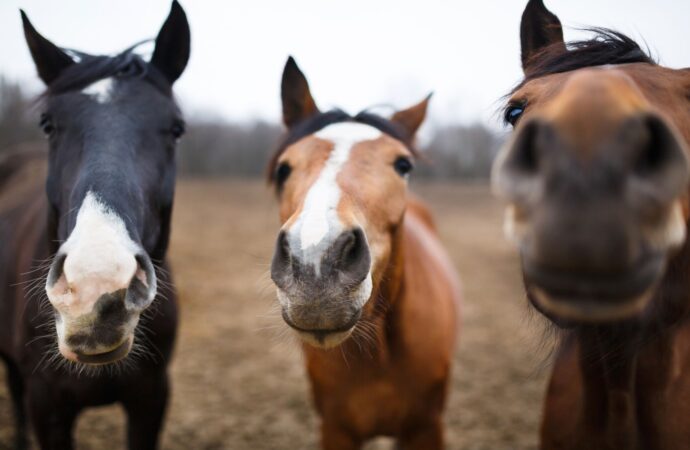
[{"x1": 310, "y1": 363, "x2": 421, "y2": 437}]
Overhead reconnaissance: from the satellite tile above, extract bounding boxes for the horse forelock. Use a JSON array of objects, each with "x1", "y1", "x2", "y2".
[{"x1": 43, "y1": 43, "x2": 172, "y2": 100}]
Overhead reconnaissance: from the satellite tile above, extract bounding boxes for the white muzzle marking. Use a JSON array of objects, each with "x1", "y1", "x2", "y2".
[
  {"x1": 46, "y1": 191, "x2": 142, "y2": 318},
  {"x1": 287, "y1": 122, "x2": 381, "y2": 271}
]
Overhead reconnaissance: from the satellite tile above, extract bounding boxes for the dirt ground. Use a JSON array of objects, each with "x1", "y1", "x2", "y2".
[{"x1": 0, "y1": 180, "x2": 552, "y2": 450}]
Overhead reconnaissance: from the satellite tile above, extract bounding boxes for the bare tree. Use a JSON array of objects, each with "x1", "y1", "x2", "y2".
[
  {"x1": 0, "y1": 78, "x2": 505, "y2": 181},
  {"x1": 0, "y1": 77, "x2": 41, "y2": 151}
]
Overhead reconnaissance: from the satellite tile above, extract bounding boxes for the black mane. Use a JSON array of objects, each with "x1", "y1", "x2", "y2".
[
  {"x1": 46, "y1": 45, "x2": 170, "y2": 96},
  {"x1": 268, "y1": 109, "x2": 417, "y2": 183},
  {"x1": 518, "y1": 28, "x2": 655, "y2": 89}
]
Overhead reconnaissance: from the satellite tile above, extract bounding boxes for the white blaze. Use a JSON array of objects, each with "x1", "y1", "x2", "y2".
[
  {"x1": 291, "y1": 122, "x2": 381, "y2": 259},
  {"x1": 81, "y1": 77, "x2": 114, "y2": 104},
  {"x1": 47, "y1": 191, "x2": 141, "y2": 317}
]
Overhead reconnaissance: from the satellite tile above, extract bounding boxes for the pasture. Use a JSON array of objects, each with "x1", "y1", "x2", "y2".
[{"x1": 0, "y1": 180, "x2": 548, "y2": 449}]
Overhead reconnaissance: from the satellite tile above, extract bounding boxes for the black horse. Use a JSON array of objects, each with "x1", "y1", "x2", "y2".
[{"x1": 0, "y1": 2, "x2": 190, "y2": 449}]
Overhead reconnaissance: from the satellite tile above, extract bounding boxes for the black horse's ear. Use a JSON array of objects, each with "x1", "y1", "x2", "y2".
[
  {"x1": 20, "y1": 10, "x2": 74, "y2": 85},
  {"x1": 391, "y1": 93, "x2": 432, "y2": 139},
  {"x1": 281, "y1": 56, "x2": 320, "y2": 128},
  {"x1": 520, "y1": 0, "x2": 565, "y2": 73},
  {"x1": 151, "y1": 0, "x2": 190, "y2": 83}
]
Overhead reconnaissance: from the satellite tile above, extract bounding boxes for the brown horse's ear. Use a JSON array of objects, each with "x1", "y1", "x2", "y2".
[
  {"x1": 391, "y1": 93, "x2": 432, "y2": 139},
  {"x1": 281, "y1": 56, "x2": 320, "y2": 128},
  {"x1": 151, "y1": 1, "x2": 191, "y2": 84},
  {"x1": 20, "y1": 10, "x2": 74, "y2": 85},
  {"x1": 520, "y1": 0, "x2": 565, "y2": 73}
]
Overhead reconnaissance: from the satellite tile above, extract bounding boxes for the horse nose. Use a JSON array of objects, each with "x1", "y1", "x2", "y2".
[
  {"x1": 271, "y1": 227, "x2": 371, "y2": 338},
  {"x1": 271, "y1": 227, "x2": 371, "y2": 286},
  {"x1": 492, "y1": 118, "x2": 548, "y2": 206},
  {"x1": 624, "y1": 113, "x2": 690, "y2": 209},
  {"x1": 495, "y1": 113, "x2": 690, "y2": 207},
  {"x1": 270, "y1": 230, "x2": 293, "y2": 289},
  {"x1": 494, "y1": 113, "x2": 690, "y2": 271},
  {"x1": 46, "y1": 250, "x2": 157, "y2": 315},
  {"x1": 322, "y1": 228, "x2": 371, "y2": 284}
]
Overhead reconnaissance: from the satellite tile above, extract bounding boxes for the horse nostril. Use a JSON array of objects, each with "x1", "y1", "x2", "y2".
[
  {"x1": 126, "y1": 254, "x2": 157, "y2": 309},
  {"x1": 270, "y1": 231, "x2": 292, "y2": 288},
  {"x1": 330, "y1": 228, "x2": 371, "y2": 285},
  {"x1": 508, "y1": 120, "x2": 541, "y2": 175},
  {"x1": 46, "y1": 253, "x2": 67, "y2": 288},
  {"x1": 620, "y1": 113, "x2": 690, "y2": 213},
  {"x1": 630, "y1": 115, "x2": 689, "y2": 191},
  {"x1": 493, "y1": 119, "x2": 549, "y2": 204}
]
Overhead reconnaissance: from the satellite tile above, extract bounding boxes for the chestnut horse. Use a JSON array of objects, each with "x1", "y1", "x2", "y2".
[
  {"x1": 268, "y1": 57, "x2": 460, "y2": 449},
  {"x1": 493, "y1": 1, "x2": 690, "y2": 449},
  {"x1": 0, "y1": 3, "x2": 189, "y2": 449}
]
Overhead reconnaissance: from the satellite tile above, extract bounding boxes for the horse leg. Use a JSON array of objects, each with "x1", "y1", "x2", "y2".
[
  {"x1": 321, "y1": 421, "x2": 362, "y2": 450},
  {"x1": 26, "y1": 377, "x2": 78, "y2": 450},
  {"x1": 3, "y1": 358, "x2": 28, "y2": 450},
  {"x1": 121, "y1": 370, "x2": 169, "y2": 450},
  {"x1": 397, "y1": 417, "x2": 444, "y2": 450}
]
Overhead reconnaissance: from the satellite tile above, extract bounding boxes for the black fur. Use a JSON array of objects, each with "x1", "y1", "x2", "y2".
[{"x1": 0, "y1": 3, "x2": 189, "y2": 449}]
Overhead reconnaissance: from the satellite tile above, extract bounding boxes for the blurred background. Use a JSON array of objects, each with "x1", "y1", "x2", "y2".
[
  {"x1": 1, "y1": 0, "x2": 689, "y2": 178},
  {"x1": 0, "y1": 1, "x2": 689, "y2": 449}
]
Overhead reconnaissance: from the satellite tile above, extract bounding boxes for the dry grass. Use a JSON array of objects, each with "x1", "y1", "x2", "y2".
[{"x1": 0, "y1": 180, "x2": 551, "y2": 449}]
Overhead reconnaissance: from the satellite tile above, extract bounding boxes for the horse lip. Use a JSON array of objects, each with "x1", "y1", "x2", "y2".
[
  {"x1": 281, "y1": 308, "x2": 362, "y2": 336},
  {"x1": 522, "y1": 254, "x2": 665, "y2": 322},
  {"x1": 522, "y1": 253, "x2": 664, "y2": 301},
  {"x1": 74, "y1": 338, "x2": 132, "y2": 365},
  {"x1": 530, "y1": 286, "x2": 655, "y2": 323}
]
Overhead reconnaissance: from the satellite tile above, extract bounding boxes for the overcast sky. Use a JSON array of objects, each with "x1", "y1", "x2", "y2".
[{"x1": 1, "y1": 0, "x2": 689, "y2": 130}]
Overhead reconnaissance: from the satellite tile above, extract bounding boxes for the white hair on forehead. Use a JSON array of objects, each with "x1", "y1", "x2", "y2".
[{"x1": 81, "y1": 77, "x2": 114, "y2": 103}]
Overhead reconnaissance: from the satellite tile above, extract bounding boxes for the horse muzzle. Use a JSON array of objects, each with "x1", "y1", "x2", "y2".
[
  {"x1": 522, "y1": 252, "x2": 665, "y2": 324},
  {"x1": 46, "y1": 250, "x2": 157, "y2": 365},
  {"x1": 271, "y1": 226, "x2": 374, "y2": 348}
]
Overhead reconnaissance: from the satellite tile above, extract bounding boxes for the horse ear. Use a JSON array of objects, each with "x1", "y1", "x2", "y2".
[
  {"x1": 151, "y1": 0, "x2": 191, "y2": 83},
  {"x1": 391, "y1": 93, "x2": 432, "y2": 139},
  {"x1": 520, "y1": 0, "x2": 565, "y2": 73},
  {"x1": 20, "y1": 10, "x2": 74, "y2": 86},
  {"x1": 281, "y1": 56, "x2": 320, "y2": 128}
]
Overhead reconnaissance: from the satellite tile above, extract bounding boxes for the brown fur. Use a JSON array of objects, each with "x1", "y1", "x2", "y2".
[
  {"x1": 518, "y1": 68, "x2": 690, "y2": 450},
  {"x1": 271, "y1": 57, "x2": 459, "y2": 449},
  {"x1": 499, "y1": 2, "x2": 690, "y2": 449},
  {"x1": 303, "y1": 204, "x2": 459, "y2": 449}
]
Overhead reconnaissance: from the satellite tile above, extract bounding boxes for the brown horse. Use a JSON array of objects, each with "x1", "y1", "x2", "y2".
[
  {"x1": 0, "y1": 3, "x2": 189, "y2": 449},
  {"x1": 268, "y1": 57, "x2": 460, "y2": 449},
  {"x1": 493, "y1": 1, "x2": 690, "y2": 449}
]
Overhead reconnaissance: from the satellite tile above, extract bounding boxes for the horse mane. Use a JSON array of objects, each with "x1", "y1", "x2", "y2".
[
  {"x1": 267, "y1": 109, "x2": 419, "y2": 184},
  {"x1": 516, "y1": 28, "x2": 655, "y2": 92},
  {"x1": 45, "y1": 43, "x2": 170, "y2": 97}
]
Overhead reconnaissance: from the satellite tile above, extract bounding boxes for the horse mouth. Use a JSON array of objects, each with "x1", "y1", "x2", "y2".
[
  {"x1": 74, "y1": 337, "x2": 133, "y2": 365},
  {"x1": 281, "y1": 309, "x2": 362, "y2": 349},
  {"x1": 522, "y1": 254, "x2": 665, "y2": 323}
]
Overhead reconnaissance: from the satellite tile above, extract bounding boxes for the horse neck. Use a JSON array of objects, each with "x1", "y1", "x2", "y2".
[
  {"x1": 572, "y1": 242, "x2": 690, "y2": 449},
  {"x1": 575, "y1": 328, "x2": 642, "y2": 448}
]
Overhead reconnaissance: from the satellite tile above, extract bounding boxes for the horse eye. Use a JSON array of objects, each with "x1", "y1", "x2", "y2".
[
  {"x1": 171, "y1": 121, "x2": 186, "y2": 139},
  {"x1": 39, "y1": 113, "x2": 55, "y2": 136},
  {"x1": 275, "y1": 162, "x2": 292, "y2": 188},
  {"x1": 393, "y1": 156, "x2": 414, "y2": 177},
  {"x1": 504, "y1": 104, "x2": 525, "y2": 127}
]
